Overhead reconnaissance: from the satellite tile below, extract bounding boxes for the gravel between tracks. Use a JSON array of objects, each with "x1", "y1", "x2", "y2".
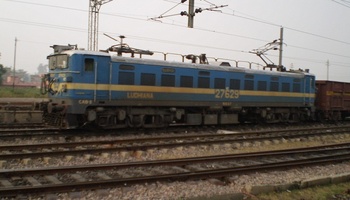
[
  {"x1": 6, "y1": 132, "x2": 350, "y2": 199},
  {"x1": 48, "y1": 162, "x2": 350, "y2": 200}
]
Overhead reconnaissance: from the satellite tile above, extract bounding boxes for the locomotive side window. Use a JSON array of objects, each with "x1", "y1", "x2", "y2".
[
  {"x1": 270, "y1": 82, "x2": 279, "y2": 91},
  {"x1": 293, "y1": 84, "x2": 301, "y2": 93},
  {"x1": 293, "y1": 79, "x2": 301, "y2": 92},
  {"x1": 141, "y1": 73, "x2": 156, "y2": 86},
  {"x1": 84, "y1": 58, "x2": 94, "y2": 71},
  {"x1": 214, "y1": 78, "x2": 226, "y2": 89},
  {"x1": 180, "y1": 76, "x2": 193, "y2": 88},
  {"x1": 119, "y1": 72, "x2": 134, "y2": 85},
  {"x1": 198, "y1": 77, "x2": 210, "y2": 88},
  {"x1": 161, "y1": 74, "x2": 175, "y2": 87},
  {"x1": 282, "y1": 83, "x2": 290, "y2": 92},
  {"x1": 230, "y1": 79, "x2": 240, "y2": 90},
  {"x1": 258, "y1": 81, "x2": 267, "y2": 91},
  {"x1": 244, "y1": 80, "x2": 254, "y2": 90}
]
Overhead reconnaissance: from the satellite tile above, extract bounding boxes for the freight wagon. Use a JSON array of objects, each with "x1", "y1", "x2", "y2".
[{"x1": 315, "y1": 80, "x2": 350, "y2": 121}]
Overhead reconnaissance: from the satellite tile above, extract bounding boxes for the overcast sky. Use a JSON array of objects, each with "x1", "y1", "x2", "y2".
[{"x1": 0, "y1": 0, "x2": 349, "y2": 82}]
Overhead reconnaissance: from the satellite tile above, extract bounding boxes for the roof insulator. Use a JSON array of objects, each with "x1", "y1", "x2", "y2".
[
  {"x1": 195, "y1": 8, "x2": 202, "y2": 13},
  {"x1": 180, "y1": 11, "x2": 188, "y2": 16}
]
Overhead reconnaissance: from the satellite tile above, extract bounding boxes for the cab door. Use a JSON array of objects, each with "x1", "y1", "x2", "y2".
[
  {"x1": 95, "y1": 56, "x2": 110, "y2": 100},
  {"x1": 83, "y1": 56, "x2": 110, "y2": 101}
]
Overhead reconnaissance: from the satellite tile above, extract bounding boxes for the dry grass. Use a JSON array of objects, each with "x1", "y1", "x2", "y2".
[{"x1": 255, "y1": 182, "x2": 350, "y2": 200}]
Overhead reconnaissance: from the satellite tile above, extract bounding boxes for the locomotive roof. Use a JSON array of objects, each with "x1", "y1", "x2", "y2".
[
  {"x1": 61, "y1": 49, "x2": 314, "y2": 79},
  {"x1": 110, "y1": 53, "x2": 312, "y2": 79}
]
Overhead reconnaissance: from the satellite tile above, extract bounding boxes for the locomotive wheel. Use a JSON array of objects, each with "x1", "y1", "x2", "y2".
[
  {"x1": 127, "y1": 115, "x2": 144, "y2": 128},
  {"x1": 143, "y1": 115, "x2": 166, "y2": 128}
]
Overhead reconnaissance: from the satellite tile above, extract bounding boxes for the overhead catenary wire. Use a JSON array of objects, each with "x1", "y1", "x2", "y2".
[
  {"x1": 157, "y1": 1, "x2": 184, "y2": 18},
  {"x1": 4, "y1": 0, "x2": 350, "y2": 47},
  {"x1": 1, "y1": 0, "x2": 350, "y2": 68},
  {"x1": 219, "y1": 9, "x2": 350, "y2": 46},
  {"x1": 3, "y1": 16, "x2": 350, "y2": 68},
  {"x1": 332, "y1": 0, "x2": 350, "y2": 8}
]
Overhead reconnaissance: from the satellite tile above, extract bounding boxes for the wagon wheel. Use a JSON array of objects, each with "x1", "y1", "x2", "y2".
[
  {"x1": 330, "y1": 111, "x2": 341, "y2": 123},
  {"x1": 317, "y1": 111, "x2": 325, "y2": 123}
]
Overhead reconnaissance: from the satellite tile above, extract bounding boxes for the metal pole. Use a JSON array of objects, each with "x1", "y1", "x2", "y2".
[
  {"x1": 327, "y1": 60, "x2": 329, "y2": 80},
  {"x1": 188, "y1": 0, "x2": 195, "y2": 28},
  {"x1": 88, "y1": 0, "x2": 112, "y2": 51},
  {"x1": 278, "y1": 27, "x2": 283, "y2": 67},
  {"x1": 12, "y1": 37, "x2": 17, "y2": 91}
]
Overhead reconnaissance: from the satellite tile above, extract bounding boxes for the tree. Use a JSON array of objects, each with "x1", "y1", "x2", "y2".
[
  {"x1": 37, "y1": 63, "x2": 48, "y2": 74},
  {"x1": 0, "y1": 64, "x2": 7, "y2": 85}
]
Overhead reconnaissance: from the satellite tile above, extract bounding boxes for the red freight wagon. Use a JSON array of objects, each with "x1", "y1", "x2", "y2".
[{"x1": 315, "y1": 80, "x2": 350, "y2": 120}]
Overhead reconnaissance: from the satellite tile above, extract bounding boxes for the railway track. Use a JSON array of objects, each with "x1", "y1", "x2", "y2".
[
  {"x1": 0, "y1": 125, "x2": 349, "y2": 161},
  {"x1": 0, "y1": 99, "x2": 44, "y2": 125},
  {"x1": 0, "y1": 124, "x2": 45, "y2": 129},
  {"x1": 0, "y1": 142, "x2": 349, "y2": 196}
]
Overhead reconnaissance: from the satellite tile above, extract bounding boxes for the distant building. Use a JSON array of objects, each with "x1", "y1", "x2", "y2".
[{"x1": 1, "y1": 68, "x2": 41, "y2": 88}]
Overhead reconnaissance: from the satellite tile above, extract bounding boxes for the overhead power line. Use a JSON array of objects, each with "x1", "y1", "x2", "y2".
[
  {"x1": 2, "y1": 0, "x2": 350, "y2": 67},
  {"x1": 151, "y1": 0, "x2": 227, "y2": 28},
  {"x1": 219, "y1": 9, "x2": 350, "y2": 46},
  {"x1": 5, "y1": 0, "x2": 350, "y2": 47},
  {"x1": 0, "y1": 17, "x2": 86, "y2": 32},
  {"x1": 3, "y1": 16, "x2": 350, "y2": 66},
  {"x1": 2, "y1": 0, "x2": 86, "y2": 12},
  {"x1": 332, "y1": 0, "x2": 350, "y2": 8}
]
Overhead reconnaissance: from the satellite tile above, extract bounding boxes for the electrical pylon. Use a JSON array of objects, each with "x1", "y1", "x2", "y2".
[{"x1": 88, "y1": 0, "x2": 112, "y2": 51}]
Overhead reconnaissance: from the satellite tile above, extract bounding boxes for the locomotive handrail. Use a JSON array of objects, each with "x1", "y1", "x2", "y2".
[
  {"x1": 150, "y1": 51, "x2": 186, "y2": 62},
  {"x1": 139, "y1": 51, "x2": 268, "y2": 70}
]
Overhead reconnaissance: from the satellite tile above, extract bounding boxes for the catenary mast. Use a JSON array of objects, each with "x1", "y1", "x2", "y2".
[{"x1": 88, "y1": 0, "x2": 112, "y2": 51}]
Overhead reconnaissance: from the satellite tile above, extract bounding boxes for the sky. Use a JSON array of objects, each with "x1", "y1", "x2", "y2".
[{"x1": 0, "y1": 0, "x2": 349, "y2": 82}]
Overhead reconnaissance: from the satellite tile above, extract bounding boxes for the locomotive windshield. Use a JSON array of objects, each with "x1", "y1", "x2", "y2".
[{"x1": 48, "y1": 54, "x2": 68, "y2": 70}]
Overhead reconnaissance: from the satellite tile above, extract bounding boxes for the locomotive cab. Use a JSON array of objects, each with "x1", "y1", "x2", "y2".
[{"x1": 43, "y1": 45, "x2": 111, "y2": 128}]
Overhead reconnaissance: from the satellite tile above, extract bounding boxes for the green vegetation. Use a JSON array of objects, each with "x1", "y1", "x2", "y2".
[
  {"x1": 0, "y1": 87, "x2": 47, "y2": 98},
  {"x1": 0, "y1": 64, "x2": 6, "y2": 85},
  {"x1": 255, "y1": 182, "x2": 350, "y2": 200}
]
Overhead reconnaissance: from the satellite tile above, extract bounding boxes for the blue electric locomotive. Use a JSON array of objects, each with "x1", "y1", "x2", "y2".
[{"x1": 42, "y1": 44, "x2": 316, "y2": 129}]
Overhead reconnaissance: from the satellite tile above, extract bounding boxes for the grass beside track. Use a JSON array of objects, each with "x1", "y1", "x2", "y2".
[
  {"x1": 0, "y1": 87, "x2": 46, "y2": 98},
  {"x1": 255, "y1": 182, "x2": 350, "y2": 200}
]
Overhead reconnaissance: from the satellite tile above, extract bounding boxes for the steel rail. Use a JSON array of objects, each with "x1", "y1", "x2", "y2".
[
  {"x1": 0, "y1": 143, "x2": 349, "y2": 196},
  {"x1": 0, "y1": 123, "x2": 348, "y2": 136},
  {"x1": 0, "y1": 142, "x2": 349, "y2": 176},
  {"x1": 0, "y1": 127, "x2": 349, "y2": 160}
]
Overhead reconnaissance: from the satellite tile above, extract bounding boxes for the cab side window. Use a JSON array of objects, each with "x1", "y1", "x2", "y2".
[{"x1": 85, "y1": 58, "x2": 94, "y2": 71}]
